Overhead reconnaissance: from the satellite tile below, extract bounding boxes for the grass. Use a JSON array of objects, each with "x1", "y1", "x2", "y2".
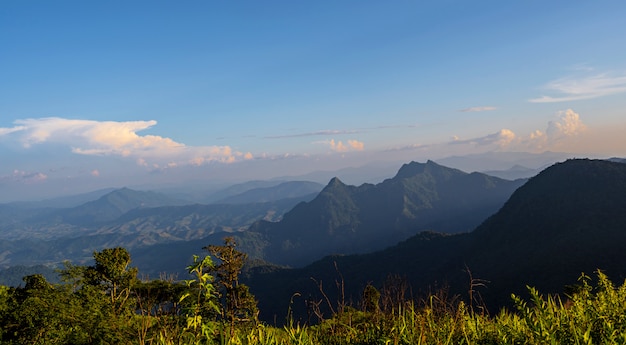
[{"x1": 160, "y1": 271, "x2": 626, "y2": 345}]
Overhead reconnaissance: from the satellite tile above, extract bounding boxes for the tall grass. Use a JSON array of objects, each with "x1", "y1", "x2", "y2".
[{"x1": 199, "y1": 271, "x2": 626, "y2": 345}]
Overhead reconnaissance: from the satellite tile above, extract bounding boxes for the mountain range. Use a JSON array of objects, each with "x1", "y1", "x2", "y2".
[
  {"x1": 0, "y1": 159, "x2": 524, "y2": 279},
  {"x1": 0, "y1": 181, "x2": 320, "y2": 267},
  {"x1": 244, "y1": 159, "x2": 626, "y2": 322},
  {"x1": 243, "y1": 160, "x2": 525, "y2": 267},
  {"x1": 4, "y1": 156, "x2": 625, "y2": 326}
]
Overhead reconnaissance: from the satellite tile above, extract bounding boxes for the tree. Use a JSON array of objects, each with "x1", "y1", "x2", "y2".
[
  {"x1": 85, "y1": 247, "x2": 138, "y2": 311},
  {"x1": 205, "y1": 237, "x2": 258, "y2": 335},
  {"x1": 362, "y1": 284, "x2": 381, "y2": 314},
  {"x1": 80, "y1": 247, "x2": 139, "y2": 343},
  {"x1": 0, "y1": 275, "x2": 88, "y2": 344}
]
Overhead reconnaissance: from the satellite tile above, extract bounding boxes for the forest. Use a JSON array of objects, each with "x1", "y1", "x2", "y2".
[{"x1": 2, "y1": 237, "x2": 626, "y2": 345}]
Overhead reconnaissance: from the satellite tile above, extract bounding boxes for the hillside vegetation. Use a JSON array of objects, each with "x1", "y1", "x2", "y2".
[
  {"x1": 245, "y1": 160, "x2": 524, "y2": 266},
  {"x1": 1, "y1": 243, "x2": 626, "y2": 344},
  {"x1": 2, "y1": 159, "x2": 626, "y2": 343}
]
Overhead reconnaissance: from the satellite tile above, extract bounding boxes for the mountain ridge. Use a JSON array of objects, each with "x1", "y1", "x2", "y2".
[
  {"x1": 245, "y1": 159, "x2": 626, "y2": 321},
  {"x1": 246, "y1": 160, "x2": 524, "y2": 266}
]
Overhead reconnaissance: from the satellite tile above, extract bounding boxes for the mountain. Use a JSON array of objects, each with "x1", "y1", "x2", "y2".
[
  {"x1": 201, "y1": 180, "x2": 289, "y2": 204},
  {"x1": 435, "y1": 151, "x2": 575, "y2": 173},
  {"x1": 245, "y1": 159, "x2": 626, "y2": 322},
  {"x1": 216, "y1": 181, "x2": 324, "y2": 204},
  {"x1": 54, "y1": 187, "x2": 188, "y2": 225},
  {"x1": 4, "y1": 188, "x2": 117, "y2": 209},
  {"x1": 246, "y1": 160, "x2": 525, "y2": 267},
  {"x1": 91, "y1": 195, "x2": 314, "y2": 248},
  {"x1": 466, "y1": 158, "x2": 626, "y2": 305},
  {"x1": 608, "y1": 157, "x2": 626, "y2": 164},
  {"x1": 0, "y1": 265, "x2": 60, "y2": 287},
  {"x1": 481, "y1": 164, "x2": 537, "y2": 180},
  {"x1": 0, "y1": 194, "x2": 314, "y2": 268},
  {"x1": 272, "y1": 161, "x2": 402, "y2": 186}
]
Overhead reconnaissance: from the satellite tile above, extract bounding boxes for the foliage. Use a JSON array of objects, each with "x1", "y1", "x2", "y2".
[
  {"x1": 206, "y1": 237, "x2": 259, "y2": 336},
  {"x1": 2, "y1": 241, "x2": 626, "y2": 345},
  {"x1": 176, "y1": 254, "x2": 221, "y2": 344}
]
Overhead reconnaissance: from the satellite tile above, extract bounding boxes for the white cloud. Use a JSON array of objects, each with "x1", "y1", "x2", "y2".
[
  {"x1": 520, "y1": 109, "x2": 587, "y2": 151},
  {"x1": 546, "y1": 109, "x2": 587, "y2": 138},
  {"x1": 450, "y1": 129, "x2": 516, "y2": 149},
  {"x1": 529, "y1": 72, "x2": 626, "y2": 103},
  {"x1": 383, "y1": 143, "x2": 426, "y2": 152},
  {"x1": 447, "y1": 109, "x2": 588, "y2": 154},
  {"x1": 0, "y1": 170, "x2": 48, "y2": 184},
  {"x1": 329, "y1": 139, "x2": 365, "y2": 152},
  {"x1": 347, "y1": 140, "x2": 364, "y2": 151},
  {"x1": 0, "y1": 117, "x2": 248, "y2": 168},
  {"x1": 0, "y1": 125, "x2": 26, "y2": 136},
  {"x1": 266, "y1": 129, "x2": 359, "y2": 139},
  {"x1": 459, "y1": 106, "x2": 497, "y2": 112}
]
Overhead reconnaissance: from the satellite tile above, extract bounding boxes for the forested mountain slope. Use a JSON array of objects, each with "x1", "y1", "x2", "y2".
[{"x1": 246, "y1": 160, "x2": 525, "y2": 266}]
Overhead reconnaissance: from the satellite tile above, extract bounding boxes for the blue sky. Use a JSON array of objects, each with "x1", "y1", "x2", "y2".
[{"x1": 2, "y1": 1, "x2": 626, "y2": 201}]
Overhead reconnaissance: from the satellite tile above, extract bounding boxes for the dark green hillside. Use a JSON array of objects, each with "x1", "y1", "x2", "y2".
[
  {"x1": 247, "y1": 159, "x2": 626, "y2": 322},
  {"x1": 466, "y1": 158, "x2": 626, "y2": 306},
  {"x1": 249, "y1": 160, "x2": 524, "y2": 267}
]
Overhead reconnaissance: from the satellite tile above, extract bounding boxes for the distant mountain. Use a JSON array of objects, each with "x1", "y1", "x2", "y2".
[
  {"x1": 5, "y1": 188, "x2": 117, "y2": 209},
  {"x1": 0, "y1": 265, "x2": 59, "y2": 287},
  {"x1": 246, "y1": 159, "x2": 626, "y2": 322},
  {"x1": 54, "y1": 187, "x2": 188, "y2": 225},
  {"x1": 608, "y1": 157, "x2": 626, "y2": 164},
  {"x1": 202, "y1": 180, "x2": 289, "y2": 204},
  {"x1": 246, "y1": 160, "x2": 525, "y2": 267},
  {"x1": 216, "y1": 181, "x2": 323, "y2": 204},
  {"x1": 273, "y1": 162, "x2": 402, "y2": 186},
  {"x1": 435, "y1": 151, "x2": 575, "y2": 173},
  {"x1": 0, "y1": 194, "x2": 315, "y2": 268},
  {"x1": 481, "y1": 164, "x2": 537, "y2": 180},
  {"x1": 93, "y1": 195, "x2": 315, "y2": 247}
]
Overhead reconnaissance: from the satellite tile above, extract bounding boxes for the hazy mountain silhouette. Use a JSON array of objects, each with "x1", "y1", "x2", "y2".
[
  {"x1": 481, "y1": 164, "x2": 537, "y2": 180},
  {"x1": 53, "y1": 187, "x2": 188, "y2": 225},
  {"x1": 4, "y1": 188, "x2": 117, "y2": 209},
  {"x1": 216, "y1": 181, "x2": 323, "y2": 204}
]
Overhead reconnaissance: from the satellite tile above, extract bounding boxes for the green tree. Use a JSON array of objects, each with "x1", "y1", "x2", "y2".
[
  {"x1": 63, "y1": 247, "x2": 140, "y2": 344},
  {"x1": 205, "y1": 237, "x2": 258, "y2": 336},
  {"x1": 178, "y1": 254, "x2": 221, "y2": 344},
  {"x1": 362, "y1": 284, "x2": 381, "y2": 314},
  {"x1": 85, "y1": 247, "x2": 138, "y2": 311},
  {"x1": 0, "y1": 275, "x2": 91, "y2": 344}
]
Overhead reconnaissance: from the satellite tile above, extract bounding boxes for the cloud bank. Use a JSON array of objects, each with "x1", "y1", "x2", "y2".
[
  {"x1": 0, "y1": 117, "x2": 252, "y2": 168},
  {"x1": 449, "y1": 109, "x2": 588, "y2": 153},
  {"x1": 530, "y1": 72, "x2": 626, "y2": 103},
  {"x1": 329, "y1": 139, "x2": 365, "y2": 152},
  {"x1": 459, "y1": 106, "x2": 497, "y2": 112}
]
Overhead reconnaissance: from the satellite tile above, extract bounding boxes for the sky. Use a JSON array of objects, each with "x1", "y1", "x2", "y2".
[{"x1": 2, "y1": 1, "x2": 626, "y2": 201}]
